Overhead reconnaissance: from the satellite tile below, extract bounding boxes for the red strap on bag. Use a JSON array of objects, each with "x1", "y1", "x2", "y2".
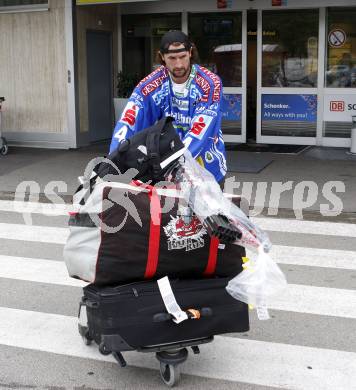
[
  {"x1": 145, "y1": 186, "x2": 162, "y2": 278},
  {"x1": 132, "y1": 181, "x2": 219, "y2": 278},
  {"x1": 131, "y1": 181, "x2": 162, "y2": 279},
  {"x1": 203, "y1": 237, "x2": 220, "y2": 276}
]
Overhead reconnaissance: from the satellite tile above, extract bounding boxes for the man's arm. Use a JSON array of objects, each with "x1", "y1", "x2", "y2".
[{"x1": 109, "y1": 90, "x2": 145, "y2": 153}]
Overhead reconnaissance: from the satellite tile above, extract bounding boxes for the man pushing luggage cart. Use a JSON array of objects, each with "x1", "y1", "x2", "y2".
[
  {"x1": 63, "y1": 30, "x2": 287, "y2": 387},
  {"x1": 64, "y1": 117, "x2": 287, "y2": 387}
]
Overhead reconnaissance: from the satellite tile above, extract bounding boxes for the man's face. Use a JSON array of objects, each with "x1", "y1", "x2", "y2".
[{"x1": 161, "y1": 44, "x2": 192, "y2": 80}]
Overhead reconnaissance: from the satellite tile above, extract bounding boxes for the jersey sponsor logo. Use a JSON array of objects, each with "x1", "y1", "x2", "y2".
[
  {"x1": 137, "y1": 66, "x2": 164, "y2": 89},
  {"x1": 195, "y1": 105, "x2": 206, "y2": 113},
  {"x1": 190, "y1": 114, "x2": 213, "y2": 139},
  {"x1": 168, "y1": 111, "x2": 191, "y2": 125},
  {"x1": 195, "y1": 73, "x2": 210, "y2": 102},
  {"x1": 152, "y1": 82, "x2": 170, "y2": 105},
  {"x1": 205, "y1": 151, "x2": 214, "y2": 163},
  {"x1": 130, "y1": 92, "x2": 144, "y2": 104},
  {"x1": 141, "y1": 70, "x2": 169, "y2": 97},
  {"x1": 172, "y1": 96, "x2": 189, "y2": 110},
  {"x1": 199, "y1": 67, "x2": 221, "y2": 102},
  {"x1": 203, "y1": 109, "x2": 218, "y2": 117},
  {"x1": 121, "y1": 102, "x2": 138, "y2": 127},
  {"x1": 209, "y1": 102, "x2": 219, "y2": 110},
  {"x1": 189, "y1": 87, "x2": 201, "y2": 101}
]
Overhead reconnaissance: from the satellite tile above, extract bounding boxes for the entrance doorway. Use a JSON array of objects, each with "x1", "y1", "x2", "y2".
[
  {"x1": 86, "y1": 30, "x2": 113, "y2": 142},
  {"x1": 246, "y1": 10, "x2": 257, "y2": 142}
]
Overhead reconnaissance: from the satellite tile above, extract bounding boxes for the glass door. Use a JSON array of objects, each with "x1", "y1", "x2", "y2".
[
  {"x1": 257, "y1": 9, "x2": 319, "y2": 145},
  {"x1": 189, "y1": 11, "x2": 246, "y2": 143},
  {"x1": 323, "y1": 7, "x2": 356, "y2": 147}
]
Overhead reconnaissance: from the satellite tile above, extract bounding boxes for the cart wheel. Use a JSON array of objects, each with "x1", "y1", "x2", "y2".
[
  {"x1": 0, "y1": 144, "x2": 8, "y2": 156},
  {"x1": 82, "y1": 334, "x2": 92, "y2": 346},
  {"x1": 159, "y1": 362, "x2": 181, "y2": 387},
  {"x1": 98, "y1": 341, "x2": 111, "y2": 356}
]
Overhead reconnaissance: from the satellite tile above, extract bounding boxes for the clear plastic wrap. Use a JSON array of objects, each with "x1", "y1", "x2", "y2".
[
  {"x1": 166, "y1": 151, "x2": 287, "y2": 308},
  {"x1": 226, "y1": 246, "x2": 287, "y2": 307},
  {"x1": 166, "y1": 151, "x2": 271, "y2": 252}
]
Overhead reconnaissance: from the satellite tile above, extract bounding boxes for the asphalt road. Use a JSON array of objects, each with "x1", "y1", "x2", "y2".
[{"x1": 0, "y1": 198, "x2": 355, "y2": 390}]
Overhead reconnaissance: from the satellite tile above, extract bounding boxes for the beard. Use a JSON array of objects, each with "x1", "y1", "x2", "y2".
[{"x1": 171, "y1": 66, "x2": 190, "y2": 79}]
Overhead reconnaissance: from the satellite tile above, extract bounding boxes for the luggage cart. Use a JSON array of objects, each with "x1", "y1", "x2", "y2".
[
  {"x1": 78, "y1": 298, "x2": 214, "y2": 387},
  {"x1": 0, "y1": 97, "x2": 8, "y2": 155},
  {"x1": 77, "y1": 274, "x2": 250, "y2": 388}
]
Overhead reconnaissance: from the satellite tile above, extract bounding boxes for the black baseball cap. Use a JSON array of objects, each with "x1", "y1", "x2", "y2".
[{"x1": 160, "y1": 30, "x2": 192, "y2": 54}]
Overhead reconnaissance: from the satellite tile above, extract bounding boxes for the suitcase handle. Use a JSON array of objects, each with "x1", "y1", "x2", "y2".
[
  {"x1": 80, "y1": 297, "x2": 99, "y2": 310},
  {"x1": 153, "y1": 307, "x2": 213, "y2": 323}
]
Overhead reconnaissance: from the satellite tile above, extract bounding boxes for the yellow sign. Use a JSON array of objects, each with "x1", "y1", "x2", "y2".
[
  {"x1": 77, "y1": 0, "x2": 116, "y2": 3},
  {"x1": 77, "y1": 0, "x2": 159, "y2": 3},
  {"x1": 247, "y1": 30, "x2": 277, "y2": 37}
]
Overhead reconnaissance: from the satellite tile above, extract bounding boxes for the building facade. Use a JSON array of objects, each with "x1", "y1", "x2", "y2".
[{"x1": 1, "y1": 0, "x2": 356, "y2": 148}]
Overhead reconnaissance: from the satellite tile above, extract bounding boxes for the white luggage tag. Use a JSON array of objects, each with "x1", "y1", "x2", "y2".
[
  {"x1": 157, "y1": 276, "x2": 188, "y2": 324},
  {"x1": 256, "y1": 302, "x2": 271, "y2": 321},
  {"x1": 78, "y1": 303, "x2": 88, "y2": 327}
]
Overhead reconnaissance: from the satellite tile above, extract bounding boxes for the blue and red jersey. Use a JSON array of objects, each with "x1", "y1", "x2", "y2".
[{"x1": 110, "y1": 64, "x2": 227, "y2": 182}]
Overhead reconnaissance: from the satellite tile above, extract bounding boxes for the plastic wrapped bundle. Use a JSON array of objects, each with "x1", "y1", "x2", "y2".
[
  {"x1": 166, "y1": 151, "x2": 271, "y2": 252},
  {"x1": 165, "y1": 151, "x2": 287, "y2": 308}
]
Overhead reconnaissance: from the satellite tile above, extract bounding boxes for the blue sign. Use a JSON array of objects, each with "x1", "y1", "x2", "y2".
[
  {"x1": 221, "y1": 94, "x2": 242, "y2": 121},
  {"x1": 262, "y1": 94, "x2": 317, "y2": 122}
]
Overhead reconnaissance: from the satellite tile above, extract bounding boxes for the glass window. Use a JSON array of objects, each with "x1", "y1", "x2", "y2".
[
  {"x1": 326, "y1": 7, "x2": 356, "y2": 88},
  {"x1": 188, "y1": 12, "x2": 242, "y2": 87},
  {"x1": 262, "y1": 9, "x2": 319, "y2": 88},
  {"x1": 122, "y1": 13, "x2": 181, "y2": 79}
]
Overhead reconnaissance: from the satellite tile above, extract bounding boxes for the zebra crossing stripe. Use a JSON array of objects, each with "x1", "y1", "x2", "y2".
[
  {"x1": 269, "y1": 283, "x2": 356, "y2": 319},
  {"x1": 252, "y1": 217, "x2": 356, "y2": 238},
  {"x1": 1, "y1": 216, "x2": 356, "y2": 245},
  {"x1": 0, "y1": 223, "x2": 69, "y2": 244},
  {"x1": 0, "y1": 307, "x2": 354, "y2": 390},
  {"x1": 0, "y1": 255, "x2": 355, "y2": 319},
  {"x1": 0, "y1": 255, "x2": 86, "y2": 287},
  {"x1": 248, "y1": 246, "x2": 356, "y2": 270},
  {"x1": 0, "y1": 199, "x2": 73, "y2": 215}
]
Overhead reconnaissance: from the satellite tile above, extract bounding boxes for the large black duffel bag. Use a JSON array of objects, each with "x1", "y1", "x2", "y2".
[
  {"x1": 80, "y1": 276, "x2": 249, "y2": 351},
  {"x1": 64, "y1": 181, "x2": 246, "y2": 286}
]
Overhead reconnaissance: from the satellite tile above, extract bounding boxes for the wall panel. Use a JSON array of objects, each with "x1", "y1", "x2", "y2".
[{"x1": 0, "y1": 0, "x2": 67, "y2": 135}]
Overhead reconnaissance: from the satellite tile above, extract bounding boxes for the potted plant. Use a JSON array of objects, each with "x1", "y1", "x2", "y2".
[{"x1": 113, "y1": 71, "x2": 140, "y2": 123}]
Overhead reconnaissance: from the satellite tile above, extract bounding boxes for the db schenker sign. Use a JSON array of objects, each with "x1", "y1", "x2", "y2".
[{"x1": 324, "y1": 94, "x2": 356, "y2": 122}]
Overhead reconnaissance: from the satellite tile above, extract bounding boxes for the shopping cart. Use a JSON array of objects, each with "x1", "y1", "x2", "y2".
[{"x1": 0, "y1": 97, "x2": 8, "y2": 155}]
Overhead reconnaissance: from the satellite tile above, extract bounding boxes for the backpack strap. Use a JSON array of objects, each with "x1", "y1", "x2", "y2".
[
  {"x1": 145, "y1": 116, "x2": 173, "y2": 180},
  {"x1": 145, "y1": 126, "x2": 162, "y2": 180}
]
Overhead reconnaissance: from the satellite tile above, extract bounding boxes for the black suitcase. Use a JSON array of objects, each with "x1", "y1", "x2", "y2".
[{"x1": 79, "y1": 277, "x2": 249, "y2": 385}]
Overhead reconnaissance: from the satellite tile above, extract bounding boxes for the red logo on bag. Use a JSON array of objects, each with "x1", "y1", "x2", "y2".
[
  {"x1": 122, "y1": 104, "x2": 137, "y2": 126},
  {"x1": 330, "y1": 101, "x2": 345, "y2": 112},
  {"x1": 163, "y1": 210, "x2": 207, "y2": 252},
  {"x1": 175, "y1": 216, "x2": 202, "y2": 238}
]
